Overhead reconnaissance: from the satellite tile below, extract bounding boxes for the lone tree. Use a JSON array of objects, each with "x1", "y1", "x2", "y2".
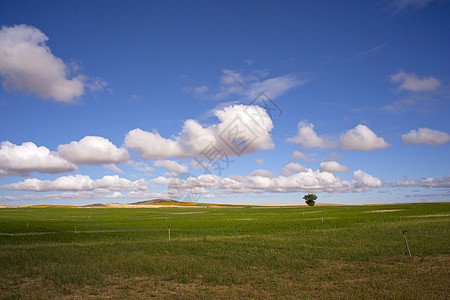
[{"x1": 303, "y1": 194, "x2": 317, "y2": 206}]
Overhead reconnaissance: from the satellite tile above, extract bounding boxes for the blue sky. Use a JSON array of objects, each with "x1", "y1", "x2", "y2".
[{"x1": 0, "y1": 0, "x2": 449, "y2": 205}]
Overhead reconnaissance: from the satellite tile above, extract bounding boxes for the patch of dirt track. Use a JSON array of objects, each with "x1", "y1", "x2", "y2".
[{"x1": 365, "y1": 209, "x2": 405, "y2": 213}]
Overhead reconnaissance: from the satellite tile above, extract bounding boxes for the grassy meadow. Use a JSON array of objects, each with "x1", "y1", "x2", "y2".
[{"x1": 0, "y1": 203, "x2": 449, "y2": 299}]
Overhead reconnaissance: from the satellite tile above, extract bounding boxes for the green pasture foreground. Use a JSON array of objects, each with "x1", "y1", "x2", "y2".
[{"x1": 0, "y1": 203, "x2": 449, "y2": 299}]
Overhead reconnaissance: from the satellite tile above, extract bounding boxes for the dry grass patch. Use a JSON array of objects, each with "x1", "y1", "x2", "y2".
[
  {"x1": 169, "y1": 211, "x2": 207, "y2": 215},
  {"x1": 365, "y1": 209, "x2": 405, "y2": 213},
  {"x1": 403, "y1": 213, "x2": 450, "y2": 218},
  {"x1": 0, "y1": 232, "x2": 57, "y2": 236}
]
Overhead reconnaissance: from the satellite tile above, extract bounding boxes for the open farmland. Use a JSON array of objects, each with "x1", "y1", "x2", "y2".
[{"x1": 1, "y1": 203, "x2": 449, "y2": 299}]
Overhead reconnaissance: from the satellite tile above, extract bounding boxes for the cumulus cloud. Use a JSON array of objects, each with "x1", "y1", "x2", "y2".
[
  {"x1": 383, "y1": 70, "x2": 443, "y2": 113},
  {"x1": 124, "y1": 129, "x2": 185, "y2": 160},
  {"x1": 154, "y1": 160, "x2": 189, "y2": 177},
  {"x1": 322, "y1": 152, "x2": 341, "y2": 162},
  {"x1": 125, "y1": 104, "x2": 274, "y2": 159},
  {"x1": 286, "y1": 121, "x2": 337, "y2": 149},
  {"x1": 0, "y1": 25, "x2": 108, "y2": 103},
  {"x1": 250, "y1": 169, "x2": 276, "y2": 178},
  {"x1": 290, "y1": 150, "x2": 316, "y2": 162},
  {"x1": 0, "y1": 25, "x2": 85, "y2": 102},
  {"x1": 0, "y1": 141, "x2": 76, "y2": 176},
  {"x1": 93, "y1": 175, "x2": 147, "y2": 191},
  {"x1": 104, "y1": 164, "x2": 123, "y2": 173},
  {"x1": 353, "y1": 170, "x2": 383, "y2": 188},
  {"x1": 287, "y1": 122, "x2": 389, "y2": 151},
  {"x1": 0, "y1": 174, "x2": 148, "y2": 192},
  {"x1": 319, "y1": 161, "x2": 349, "y2": 173},
  {"x1": 402, "y1": 128, "x2": 450, "y2": 145},
  {"x1": 0, "y1": 190, "x2": 164, "y2": 202},
  {"x1": 396, "y1": 176, "x2": 450, "y2": 188},
  {"x1": 280, "y1": 162, "x2": 307, "y2": 176},
  {"x1": 191, "y1": 160, "x2": 214, "y2": 170},
  {"x1": 57, "y1": 136, "x2": 129, "y2": 165},
  {"x1": 150, "y1": 176, "x2": 172, "y2": 185},
  {"x1": 390, "y1": 70, "x2": 441, "y2": 92},
  {"x1": 151, "y1": 168, "x2": 384, "y2": 194},
  {"x1": 339, "y1": 125, "x2": 390, "y2": 151},
  {"x1": 128, "y1": 161, "x2": 155, "y2": 173}
]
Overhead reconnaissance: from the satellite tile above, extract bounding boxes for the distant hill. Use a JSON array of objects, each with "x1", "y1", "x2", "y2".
[
  {"x1": 131, "y1": 199, "x2": 224, "y2": 206},
  {"x1": 131, "y1": 199, "x2": 183, "y2": 205}
]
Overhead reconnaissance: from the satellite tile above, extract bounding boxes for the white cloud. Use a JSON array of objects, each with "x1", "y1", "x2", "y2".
[
  {"x1": 254, "y1": 158, "x2": 264, "y2": 164},
  {"x1": 353, "y1": 170, "x2": 382, "y2": 188},
  {"x1": 280, "y1": 162, "x2": 307, "y2": 176},
  {"x1": 286, "y1": 121, "x2": 337, "y2": 149},
  {"x1": 85, "y1": 77, "x2": 109, "y2": 93},
  {"x1": 125, "y1": 104, "x2": 274, "y2": 159},
  {"x1": 194, "y1": 85, "x2": 209, "y2": 95},
  {"x1": 104, "y1": 164, "x2": 123, "y2": 173},
  {"x1": 191, "y1": 160, "x2": 214, "y2": 170},
  {"x1": 0, "y1": 141, "x2": 76, "y2": 176},
  {"x1": 154, "y1": 160, "x2": 189, "y2": 175},
  {"x1": 381, "y1": 95, "x2": 438, "y2": 114},
  {"x1": 128, "y1": 160, "x2": 155, "y2": 173},
  {"x1": 93, "y1": 175, "x2": 147, "y2": 191},
  {"x1": 58, "y1": 136, "x2": 129, "y2": 165},
  {"x1": 245, "y1": 74, "x2": 305, "y2": 100},
  {"x1": 287, "y1": 122, "x2": 389, "y2": 151},
  {"x1": 150, "y1": 176, "x2": 172, "y2": 185},
  {"x1": 390, "y1": 0, "x2": 438, "y2": 12},
  {"x1": 1, "y1": 175, "x2": 92, "y2": 192},
  {"x1": 291, "y1": 150, "x2": 316, "y2": 162},
  {"x1": 319, "y1": 161, "x2": 349, "y2": 173},
  {"x1": 214, "y1": 69, "x2": 305, "y2": 100},
  {"x1": 339, "y1": 125, "x2": 390, "y2": 151},
  {"x1": 127, "y1": 94, "x2": 142, "y2": 105},
  {"x1": 402, "y1": 128, "x2": 450, "y2": 145},
  {"x1": 0, "y1": 174, "x2": 148, "y2": 192},
  {"x1": 0, "y1": 25, "x2": 85, "y2": 103},
  {"x1": 250, "y1": 169, "x2": 276, "y2": 178},
  {"x1": 152, "y1": 168, "x2": 384, "y2": 194},
  {"x1": 396, "y1": 176, "x2": 450, "y2": 188},
  {"x1": 124, "y1": 129, "x2": 185, "y2": 160},
  {"x1": 350, "y1": 43, "x2": 387, "y2": 61},
  {"x1": 390, "y1": 70, "x2": 441, "y2": 92},
  {"x1": 322, "y1": 152, "x2": 341, "y2": 162},
  {"x1": 0, "y1": 190, "x2": 164, "y2": 202}
]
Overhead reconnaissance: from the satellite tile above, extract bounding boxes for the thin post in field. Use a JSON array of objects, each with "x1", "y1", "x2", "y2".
[{"x1": 402, "y1": 231, "x2": 412, "y2": 259}]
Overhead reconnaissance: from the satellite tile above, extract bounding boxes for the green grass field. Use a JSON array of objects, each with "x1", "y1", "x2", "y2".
[{"x1": 1, "y1": 203, "x2": 449, "y2": 299}]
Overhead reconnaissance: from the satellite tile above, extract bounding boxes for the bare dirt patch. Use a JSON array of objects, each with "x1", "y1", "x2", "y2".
[
  {"x1": 403, "y1": 213, "x2": 450, "y2": 218},
  {"x1": 0, "y1": 205, "x2": 20, "y2": 208},
  {"x1": 169, "y1": 211, "x2": 207, "y2": 215},
  {"x1": 366, "y1": 209, "x2": 405, "y2": 213},
  {"x1": 0, "y1": 232, "x2": 57, "y2": 236}
]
